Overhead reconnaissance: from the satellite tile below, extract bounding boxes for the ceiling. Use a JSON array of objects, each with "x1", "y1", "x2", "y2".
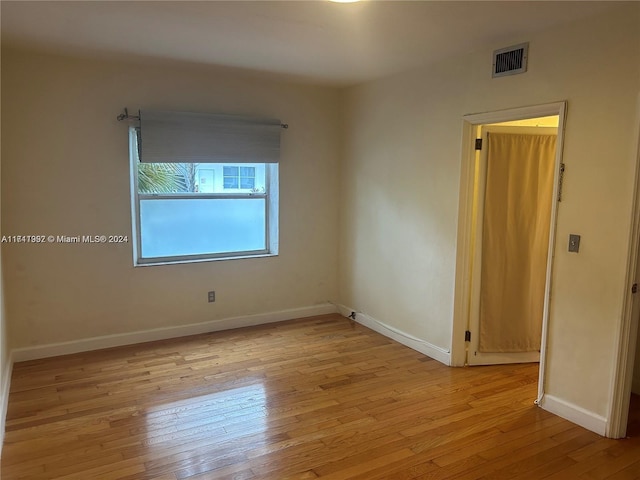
[{"x1": 0, "y1": 1, "x2": 616, "y2": 86}]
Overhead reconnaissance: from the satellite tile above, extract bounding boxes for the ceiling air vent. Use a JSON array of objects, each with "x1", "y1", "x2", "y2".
[{"x1": 492, "y1": 42, "x2": 529, "y2": 78}]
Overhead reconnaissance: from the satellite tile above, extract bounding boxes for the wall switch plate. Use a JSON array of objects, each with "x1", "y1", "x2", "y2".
[
  {"x1": 208, "y1": 291, "x2": 215, "y2": 303},
  {"x1": 568, "y1": 234, "x2": 581, "y2": 253}
]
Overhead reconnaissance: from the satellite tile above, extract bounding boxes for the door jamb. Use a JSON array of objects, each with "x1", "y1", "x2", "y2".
[
  {"x1": 451, "y1": 102, "x2": 567, "y2": 404},
  {"x1": 606, "y1": 93, "x2": 640, "y2": 438}
]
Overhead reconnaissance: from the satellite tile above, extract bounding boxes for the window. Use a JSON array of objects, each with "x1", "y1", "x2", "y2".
[
  {"x1": 129, "y1": 110, "x2": 281, "y2": 265},
  {"x1": 223, "y1": 166, "x2": 256, "y2": 190}
]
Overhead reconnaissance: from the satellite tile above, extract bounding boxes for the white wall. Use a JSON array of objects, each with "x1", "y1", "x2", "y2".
[
  {"x1": 1, "y1": 49, "x2": 341, "y2": 350},
  {"x1": 339, "y1": 3, "x2": 640, "y2": 421}
]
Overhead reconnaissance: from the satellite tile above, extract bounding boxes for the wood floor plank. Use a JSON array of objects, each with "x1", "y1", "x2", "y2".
[
  {"x1": 579, "y1": 444, "x2": 640, "y2": 479},
  {"x1": 2, "y1": 314, "x2": 640, "y2": 479},
  {"x1": 604, "y1": 458, "x2": 640, "y2": 480}
]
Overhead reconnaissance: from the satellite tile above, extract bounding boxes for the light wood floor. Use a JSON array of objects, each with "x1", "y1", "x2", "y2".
[{"x1": 2, "y1": 314, "x2": 640, "y2": 479}]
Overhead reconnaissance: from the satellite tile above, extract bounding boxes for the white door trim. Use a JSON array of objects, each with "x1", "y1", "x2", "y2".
[
  {"x1": 606, "y1": 93, "x2": 640, "y2": 438},
  {"x1": 451, "y1": 102, "x2": 567, "y2": 404}
]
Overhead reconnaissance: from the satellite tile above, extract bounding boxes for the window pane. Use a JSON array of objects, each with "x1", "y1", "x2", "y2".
[
  {"x1": 240, "y1": 177, "x2": 256, "y2": 189},
  {"x1": 223, "y1": 176, "x2": 239, "y2": 189},
  {"x1": 223, "y1": 166, "x2": 238, "y2": 176},
  {"x1": 240, "y1": 166, "x2": 255, "y2": 177},
  {"x1": 140, "y1": 198, "x2": 266, "y2": 258}
]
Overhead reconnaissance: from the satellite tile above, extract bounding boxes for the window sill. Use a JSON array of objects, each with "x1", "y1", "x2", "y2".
[{"x1": 134, "y1": 252, "x2": 278, "y2": 267}]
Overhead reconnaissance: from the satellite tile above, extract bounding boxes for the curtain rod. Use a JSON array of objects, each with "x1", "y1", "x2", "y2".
[
  {"x1": 116, "y1": 108, "x2": 140, "y2": 122},
  {"x1": 116, "y1": 108, "x2": 288, "y2": 129}
]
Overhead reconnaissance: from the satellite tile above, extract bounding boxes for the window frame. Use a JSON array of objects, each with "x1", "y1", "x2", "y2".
[{"x1": 129, "y1": 128, "x2": 278, "y2": 266}]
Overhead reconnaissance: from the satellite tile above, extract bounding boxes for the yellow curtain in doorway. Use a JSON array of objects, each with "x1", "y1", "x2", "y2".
[{"x1": 479, "y1": 133, "x2": 556, "y2": 353}]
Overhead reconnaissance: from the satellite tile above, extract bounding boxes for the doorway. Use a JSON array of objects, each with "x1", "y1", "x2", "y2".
[
  {"x1": 622, "y1": 201, "x2": 640, "y2": 438},
  {"x1": 607, "y1": 96, "x2": 640, "y2": 438},
  {"x1": 629, "y1": 333, "x2": 640, "y2": 435},
  {"x1": 451, "y1": 102, "x2": 567, "y2": 405},
  {"x1": 467, "y1": 122, "x2": 558, "y2": 366}
]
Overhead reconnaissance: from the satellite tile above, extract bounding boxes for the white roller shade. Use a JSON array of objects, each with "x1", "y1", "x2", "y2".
[{"x1": 139, "y1": 110, "x2": 282, "y2": 163}]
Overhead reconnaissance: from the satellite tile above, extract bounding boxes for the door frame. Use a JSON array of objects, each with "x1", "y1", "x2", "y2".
[
  {"x1": 607, "y1": 92, "x2": 640, "y2": 438},
  {"x1": 451, "y1": 102, "x2": 567, "y2": 404}
]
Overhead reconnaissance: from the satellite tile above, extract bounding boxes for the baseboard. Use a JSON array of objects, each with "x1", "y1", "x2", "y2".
[
  {"x1": 11, "y1": 303, "x2": 337, "y2": 363},
  {"x1": 336, "y1": 304, "x2": 451, "y2": 366},
  {"x1": 0, "y1": 350, "x2": 14, "y2": 458},
  {"x1": 539, "y1": 394, "x2": 607, "y2": 436}
]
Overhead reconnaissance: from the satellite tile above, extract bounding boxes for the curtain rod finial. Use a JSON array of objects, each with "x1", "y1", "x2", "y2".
[{"x1": 117, "y1": 107, "x2": 140, "y2": 122}]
